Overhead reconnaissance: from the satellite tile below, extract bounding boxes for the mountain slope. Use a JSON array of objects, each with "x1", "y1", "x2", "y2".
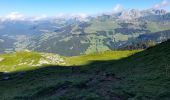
[
  {"x1": 0, "y1": 51, "x2": 65, "y2": 72},
  {"x1": 0, "y1": 50, "x2": 139, "y2": 72},
  {"x1": 0, "y1": 40, "x2": 170, "y2": 100}
]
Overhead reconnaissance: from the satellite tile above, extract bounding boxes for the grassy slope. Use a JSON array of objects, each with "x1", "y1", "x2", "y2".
[
  {"x1": 0, "y1": 40, "x2": 169, "y2": 100},
  {"x1": 84, "y1": 20, "x2": 118, "y2": 33},
  {"x1": 0, "y1": 50, "x2": 139, "y2": 72},
  {"x1": 0, "y1": 52, "x2": 42, "y2": 72},
  {"x1": 65, "y1": 50, "x2": 140, "y2": 65},
  {"x1": 0, "y1": 51, "x2": 65, "y2": 72},
  {"x1": 147, "y1": 21, "x2": 170, "y2": 32}
]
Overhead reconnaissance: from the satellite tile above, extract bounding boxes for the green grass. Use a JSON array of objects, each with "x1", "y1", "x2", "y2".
[
  {"x1": 147, "y1": 21, "x2": 170, "y2": 32},
  {"x1": 84, "y1": 20, "x2": 119, "y2": 33},
  {"x1": 0, "y1": 49, "x2": 141, "y2": 72},
  {"x1": 0, "y1": 51, "x2": 65, "y2": 72},
  {"x1": 65, "y1": 50, "x2": 141, "y2": 65},
  {"x1": 85, "y1": 34, "x2": 110, "y2": 54},
  {"x1": 0, "y1": 51, "x2": 42, "y2": 72},
  {"x1": 0, "y1": 40, "x2": 170, "y2": 100}
]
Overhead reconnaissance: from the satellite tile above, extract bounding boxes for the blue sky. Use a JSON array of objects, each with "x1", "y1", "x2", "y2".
[{"x1": 0, "y1": 0, "x2": 169, "y2": 16}]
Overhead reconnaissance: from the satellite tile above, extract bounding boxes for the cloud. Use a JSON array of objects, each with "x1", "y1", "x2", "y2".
[
  {"x1": 0, "y1": 12, "x2": 26, "y2": 21},
  {"x1": 113, "y1": 4, "x2": 124, "y2": 13},
  {"x1": 71, "y1": 13, "x2": 88, "y2": 19},
  {"x1": 5, "y1": 12, "x2": 25, "y2": 20},
  {"x1": 31, "y1": 14, "x2": 47, "y2": 21},
  {"x1": 0, "y1": 12, "x2": 89, "y2": 22},
  {"x1": 162, "y1": 0, "x2": 169, "y2": 6},
  {"x1": 154, "y1": 0, "x2": 169, "y2": 9},
  {"x1": 0, "y1": 12, "x2": 49, "y2": 21},
  {"x1": 55, "y1": 13, "x2": 88, "y2": 20}
]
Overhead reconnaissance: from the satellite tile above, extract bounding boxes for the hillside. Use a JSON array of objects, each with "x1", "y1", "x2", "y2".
[
  {"x1": 0, "y1": 51, "x2": 65, "y2": 72},
  {"x1": 0, "y1": 40, "x2": 169, "y2": 100},
  {"x1": 0, "y1": 50, "x2": 139, "y2": 72},
  {"x1": 65, "y1": 50, "x2": 140, "y2": 65}
]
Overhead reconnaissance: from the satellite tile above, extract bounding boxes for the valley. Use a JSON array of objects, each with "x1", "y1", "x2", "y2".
[
  {"x1": 0, "y1": 1, "x2": 170, "y2": 99},
  {"x1": 0, "y1": 9, "x2": 170, "y2": 56}
]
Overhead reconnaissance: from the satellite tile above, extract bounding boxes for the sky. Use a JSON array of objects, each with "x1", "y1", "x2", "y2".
[{"x1": 0, "y1": 0, "x2": 169, "y2": 17}]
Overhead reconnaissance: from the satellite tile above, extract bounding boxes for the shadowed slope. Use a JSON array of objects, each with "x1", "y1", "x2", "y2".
[{"x1": 0, "y1": 40, "x2": 170, "y2": 100}]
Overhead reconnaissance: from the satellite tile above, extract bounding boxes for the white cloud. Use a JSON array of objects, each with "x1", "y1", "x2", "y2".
[
  {"x1": 0, "y1": 12, "x2": 89, "y2": 22},
  {"x1": 162, "y1": 0, "x2": 169, "y2": 6},
  {"x1": 113, "y1": 4, "x2": 124, "y2": 13},
  {"x1": 154, "y1": 0, "x2": 169, "y2": 9},
  {"x1": 55, "y1": 13, "x2": 88, "y2": 20},
  {"x1": 5, "y1": 12, "x2": 25, "y2": 20},
  {"x1": 71, "y1": 13, "x2": 88, "y2": 19},
  {"x1": 31, "y1": 14, "x2": 47, "y2": 21},
  {"x1": 0, "y1": 12, "x2": 49, "y2": 21},
  {"x1": 0, "y1": 12, "x2": 26, "y2": 22}
]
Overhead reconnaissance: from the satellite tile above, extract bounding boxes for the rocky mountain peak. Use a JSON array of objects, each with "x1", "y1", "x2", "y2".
[
  {"x1": 118, "y1": 9, "x2": 141, "y2": 20},
  {"x1": 151, "y1": 9, "x2": 167, "y2": 15}
]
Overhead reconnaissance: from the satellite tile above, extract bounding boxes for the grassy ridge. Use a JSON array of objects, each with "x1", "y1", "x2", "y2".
[
  {"x1": 0, "y1": 52, "x2": 42, "y2": 72},
  {"x1": 0, "y1": 51, "x2": 65, "y2": 72},
  {"x1": 0, "y1": 50, "x2": 140, "y2": 72}
]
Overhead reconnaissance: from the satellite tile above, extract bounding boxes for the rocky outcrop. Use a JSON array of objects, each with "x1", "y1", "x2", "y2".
[{"x1": 0, "y1": 58, "x2": 4, "y2": 62}]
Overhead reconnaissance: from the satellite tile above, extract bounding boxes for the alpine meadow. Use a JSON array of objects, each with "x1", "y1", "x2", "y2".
[{"x1": 0, "y1": 0, "x2": 170, "y2": 100}]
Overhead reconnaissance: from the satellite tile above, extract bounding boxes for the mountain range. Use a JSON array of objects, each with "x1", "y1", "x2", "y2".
[{"x1": 0, "y1": 8, "x2": 170, "y2": 56}]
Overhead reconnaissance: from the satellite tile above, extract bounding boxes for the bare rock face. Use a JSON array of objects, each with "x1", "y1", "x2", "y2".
[
  {"x1": 116, "y1": 9, "x2": 167, "y2": 20},
  {"x1": 151, "y1": 9, "x2": 167, "y2": 15},
  {"x1": 38, "y1": 53, "x2": 65, "y2": 66},
  {"x1": 119, "y1": 9, "x2": 141, "y2": 20}
]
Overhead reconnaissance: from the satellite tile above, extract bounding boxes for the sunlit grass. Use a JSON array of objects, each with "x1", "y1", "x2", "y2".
[
  {"x1": 0, "y1": 50, "x2": 142, "y2": 72},
  {"x1": 65, "y1": 50, "x2": 142, "y2": 65}
]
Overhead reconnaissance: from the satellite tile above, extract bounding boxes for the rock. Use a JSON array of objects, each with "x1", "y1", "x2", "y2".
[
  {"x1": 39, "y1": 53, "x2": 66, "y2": 65},
  {"x1": 0, "y1": 58, "x2": 4, "y2": 62},
  {"x1": 1, "y1": 76, "x2": 11, "y2": 81},
  {"x1": 39, "y1": 59, "x2": 50, "y2": 65}
]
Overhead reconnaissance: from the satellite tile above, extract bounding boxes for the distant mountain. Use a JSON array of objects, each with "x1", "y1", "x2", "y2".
[
  {"x1": 103, "y1": 9, "x2": 167, "y2": 20},
  {"x1": 0, "y1": 9, "x2": 170, "y2": 56}
]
